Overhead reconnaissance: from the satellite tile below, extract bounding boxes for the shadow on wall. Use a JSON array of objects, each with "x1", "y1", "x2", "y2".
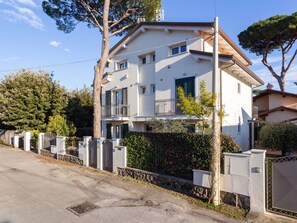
[{"x1": 222, "y1": 108, "x2": 251, "y2": 150}]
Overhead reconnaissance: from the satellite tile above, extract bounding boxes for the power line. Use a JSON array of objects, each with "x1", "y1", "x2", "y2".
[{"x1": 0, "y1": 58, "x2": 98, "y2": 73}]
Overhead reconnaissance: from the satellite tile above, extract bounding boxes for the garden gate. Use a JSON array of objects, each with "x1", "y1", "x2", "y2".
[
  {"x1": 266, "y1": 156, "x2": 297, "y2": 218},
  {"x1": 103, "y1": 139, "x2": 113, "y2": 171}
]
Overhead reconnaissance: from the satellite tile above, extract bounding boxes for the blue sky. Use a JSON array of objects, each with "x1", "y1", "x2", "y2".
[{"x1": 0, "y1": 0, "x2": 296, "y2": 92}]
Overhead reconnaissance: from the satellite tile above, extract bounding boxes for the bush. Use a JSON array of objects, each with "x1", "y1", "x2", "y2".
[
  {"x1": 122, "y1": 132, "x2": 240, "y2": 180},
  {"x1": 46, "y1": 115, "x2": 76, "y2": 136},
  {"x1": 259, "y1": 122, "x2": 297, "y2": 156}
]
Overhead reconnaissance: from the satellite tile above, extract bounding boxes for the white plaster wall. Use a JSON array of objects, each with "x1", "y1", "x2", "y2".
[
  {"x1": 221, "y1": 70, "x2": 252, "y2": 150},
  {"x1": 193, "y1": 150, "x2": 266, "y2": 213}
]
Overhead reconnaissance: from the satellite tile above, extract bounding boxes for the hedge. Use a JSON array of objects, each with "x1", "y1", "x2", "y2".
[{"x1": 122, "y1": 132, "x2": 240, "y2": 180}]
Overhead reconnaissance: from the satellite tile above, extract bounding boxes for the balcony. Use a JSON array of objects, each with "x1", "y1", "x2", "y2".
[
  {"x1": 102, "y1": 104, "x2": 130, "y2": 118},
  {"x1": 154, "y1": 99, "x2": 183, "y2": 116}
]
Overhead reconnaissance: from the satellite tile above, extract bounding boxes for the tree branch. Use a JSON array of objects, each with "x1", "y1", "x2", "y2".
[
  {"x1": 77, "y1": 0, "x2": 103, "y2": 31},
  {"x1": 280, "y1": 45, "x2": 286, "y2": 78},
  {"x1": 285, "y1": 49, "x2": 297, "y2": 73},
  {"x1": 110, "y1": 22, "x2": 134, "y2": 37},
  {"x1": 262, "y1": 51, "x2": 280, "y2": 79},
  {"x1": 109, "y1": 8, "x2": 137, "y2": 29}
]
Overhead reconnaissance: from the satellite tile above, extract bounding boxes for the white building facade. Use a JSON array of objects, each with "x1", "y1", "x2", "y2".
[{"x1": 101, "y1": 22, "x2": 263, "y2": 150}]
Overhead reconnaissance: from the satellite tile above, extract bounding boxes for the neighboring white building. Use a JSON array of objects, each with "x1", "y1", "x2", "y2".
[{"x1": 101, "y1": 22, "x2": 263, "y2": 150}]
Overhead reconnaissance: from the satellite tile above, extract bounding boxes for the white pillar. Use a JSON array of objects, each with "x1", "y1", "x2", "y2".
[
  {"x1": 24, "y1": 132, "x2": 31, "y2": 152},
  {"x1": 97, "y1": 138, "x2": 105, "y2": 170},
  {"x1": 38, "y1": 133, "x2": 44, "y2": 154},
  {"x1": 56, "y1": 136, "x2": 66, "y2": 155},
  {"x1": 250, "y1": 149, "x2": 266, "y2": 213},
  {"x1": 83, "y1": 136, "x2": 92, "y2": 166},
  {"x1": 13, "y1": 136, "x2": 19, "y2": 148}
]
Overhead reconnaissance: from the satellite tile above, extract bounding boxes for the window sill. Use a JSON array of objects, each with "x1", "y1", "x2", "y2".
[
  {"x1": 167, "y1": 51, "x2": 188, "y2": 59},
  {"x1": 114, "y1": 68, "x2": 128, "y2": 72}
]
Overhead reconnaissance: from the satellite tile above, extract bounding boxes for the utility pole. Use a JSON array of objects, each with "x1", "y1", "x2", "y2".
[{"x1": 210, "y1": 16, "x2": 221, "y2": 206}]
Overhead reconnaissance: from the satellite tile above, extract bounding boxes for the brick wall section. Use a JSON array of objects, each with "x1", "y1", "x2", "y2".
[{"x1": 118, "y1": 167, "x2": 250, "y2": 210}]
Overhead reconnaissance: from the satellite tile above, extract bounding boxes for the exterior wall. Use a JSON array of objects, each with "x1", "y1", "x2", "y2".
[
  {"x1": 221, "y1": 70, "x2": 252, "y2": 150},
  {"x1": 101, "y1": 26, "x2": 257, "y2": 150},
  {"x1": 254, "y1": 95, "x2": 269, "y2": 111},
  {"x1": 269, "y1": 94, "x2": 297, "y2": 110},
  {"x1": 265, "y1": 110, "x2": 297, "y2": 122}
]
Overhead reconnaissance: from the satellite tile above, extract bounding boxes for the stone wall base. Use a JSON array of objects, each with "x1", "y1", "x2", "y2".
[
  {"x1": 40, "y1": 149, "x2": 83, "y2": 165},
  {"x1": 118, "y1": 167, "x2": 250, "y2": 210}
]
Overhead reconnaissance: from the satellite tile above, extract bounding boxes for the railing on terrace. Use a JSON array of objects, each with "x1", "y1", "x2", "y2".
[
  {"x1": 155, "y1": 99, "x2": 183, "y2": 116},
  {"x1": 102, "y1": 104, "x2": 130, "y2": 118}
]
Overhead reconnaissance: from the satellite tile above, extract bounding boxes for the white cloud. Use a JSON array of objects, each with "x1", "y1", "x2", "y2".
[
  {"x1": 0, "y1": 56, "x2": 19, "y2": 62},
  {"x1": 16, "y1": 0, "x2": 37, "y2": 8},
  {"x1": 0, "y1": 0, "x2": 44, "y2": 29},
  {"x1": 49, "y1": 41, "x2": 62, "y2": 47},
  {"x1": 64, "y1": 48, "x2": 71, "y2": 52}
]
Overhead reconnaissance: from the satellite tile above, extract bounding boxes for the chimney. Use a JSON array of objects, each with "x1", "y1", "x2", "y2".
[{"x1": 266, "y1": 83, "x2": 273, "y2": 90}]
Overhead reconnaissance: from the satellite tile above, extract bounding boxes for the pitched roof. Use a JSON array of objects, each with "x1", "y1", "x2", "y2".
[
  {"x1": 259, "y1": 106, "x2": 297, "y2": 116},
  {"x1": 109, "y1": 22, "x2": 251, "y2": 65},
  {"x1": 253, "y1": 89, "x2": 297, "y2": 101},
  {"x1": 189, "y1": 50, "x2": 264, "y2": 85}
]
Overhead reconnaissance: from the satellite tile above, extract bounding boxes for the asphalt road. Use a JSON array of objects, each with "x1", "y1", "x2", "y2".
[{"x1": 0, "y1": 145, "x2": 246, "y2": 223}]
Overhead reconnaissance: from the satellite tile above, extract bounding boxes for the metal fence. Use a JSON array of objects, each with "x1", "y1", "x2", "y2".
[{"x1": 266, "y1": 156, "x2": 297, "y2": 218}]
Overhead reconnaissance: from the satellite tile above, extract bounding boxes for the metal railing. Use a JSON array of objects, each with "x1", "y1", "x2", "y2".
[
  {"x1": 102, "y1": 104, "x2": 130, "y2": 118},
  {"x1": 154, "y1": 99, "x2": 184, "y2": 116}
]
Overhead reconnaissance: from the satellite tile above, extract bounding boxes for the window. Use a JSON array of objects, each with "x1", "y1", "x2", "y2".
[
  {"x1": 117, "y1": 60, "x2": 127, "y2": 70},
  {"x1": 139, "y1": 52, "x2": 155, "y2": 64},
  {"x1": 142, "y1": 57, "x2": 146, "y2": 64},
  {"x1": 140, "y1": 86, "x2": 146, "y2": 95},
  {"x1": 151, "y1": 54, "x2": 156, "y2": 62},
  {"x1": 175, "y1": 76, "x2": 195, "y2": 115},
  {"x1": 237, "y1": 83, "x2": 241, "y2": 94},
  {"x1": 238, "y1": 116, "x2": 241, "y2": 133},
  {"x1": 170, "y1": 43, "x2": 187, "y2": 56},
  {"x1": 150, "y1": 84, "x2": 155, "y2": 94}
]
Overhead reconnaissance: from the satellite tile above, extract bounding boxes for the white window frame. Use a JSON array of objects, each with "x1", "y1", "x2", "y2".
[
  {"x1": 170, "y1": 43, "x2": 187, "y2": 56},
  {"x1": 150, "y1": 84, "x2": 155, "y2": 94},
  {"x1": 116, "y1": 60, "x2": 128, "y2": 70},
  {"x1": 140, "y1": 86, "x2": 146, "y2": 95}
]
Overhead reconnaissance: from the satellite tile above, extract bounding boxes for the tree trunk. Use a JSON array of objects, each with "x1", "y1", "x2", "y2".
[{"x1": 93, "y1": 0, "x2": 110, "y2": 139}]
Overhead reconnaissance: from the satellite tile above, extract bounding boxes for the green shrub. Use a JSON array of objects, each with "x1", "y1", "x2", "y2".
[
  {"x1": 259, "y1": 122, "x2": 297, "y2": 156},
  {"x1": 46, "y1": 115, "x2": 76, "y2": 136},
  {"x1": 122, "y1": 132, "x2": 240, "y2": 180}
]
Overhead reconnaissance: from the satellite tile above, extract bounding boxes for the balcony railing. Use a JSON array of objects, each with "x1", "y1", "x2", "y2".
[
  {"x1": 102, "y1": 104, "x2": 130, "y2": 118},
  {"x1": 155, "y1": 99, "x2": 184, "y2": 116}
]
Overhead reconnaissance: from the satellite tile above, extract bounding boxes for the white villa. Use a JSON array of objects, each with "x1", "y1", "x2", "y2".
[{"x1": 101, "y1": 22, "x2": 264, "y2": 150}]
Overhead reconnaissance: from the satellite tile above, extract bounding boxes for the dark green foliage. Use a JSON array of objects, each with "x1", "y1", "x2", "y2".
[
  {"x1": 122, "y1": 132, "x2": 240, "y2": 180},
  {"x1": 259, "y1": 122, "x2": 297, "y2": 156},
  {"x1": 238, "y1": 12, "x2": 297, "y2": 91},
  {"x1": 238, "y1": 12, "x2": 297, "y2": 56},
  {"x1": 42, "y1": 0, "x2": 161, "y2": 35},
  {"x1": 66, "y1": 86, "x2": 93, "y2": 130},
  {"x1": 0, "y1": 70, "x2": 67, "y2": 131}
]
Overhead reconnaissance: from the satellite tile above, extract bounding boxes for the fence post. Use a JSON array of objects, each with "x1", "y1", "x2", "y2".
[
  {"x1": 13, "y1": 135, "x2": 19, "y2": 148},
  {"x1": 83, "y1": 136, "x2": 92, "y2": 166},
  {"x1": 249, "y1": 149, "x2": 266, "y2": 213},
  {"x1": 56, "y1": 136, "x2": 66, "y2": 155},
  {"x1": 24, "y1": 132, "x2": 31, "y2": 151},
  {"x1": 96, "y1": 138, "x2": 105, "y2": 170},
  {"x1": 38, "y1": 133, "x2": 44, "y2": 154}
]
